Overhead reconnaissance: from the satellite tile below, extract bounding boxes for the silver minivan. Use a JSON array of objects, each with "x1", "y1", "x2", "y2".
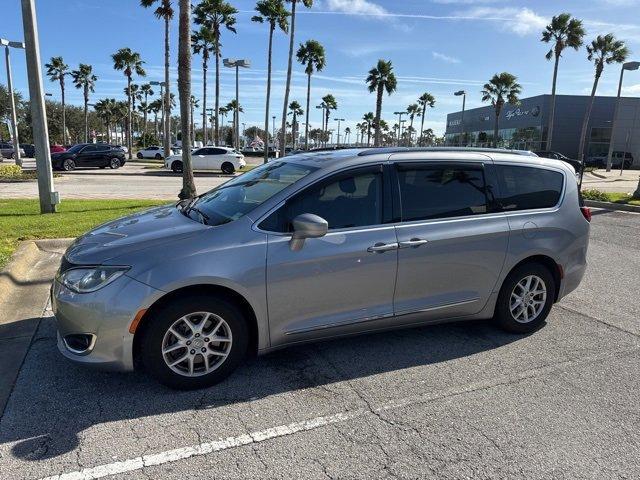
[{"x1": 52, "y1": 148, "x2": 590, "y2": 389}]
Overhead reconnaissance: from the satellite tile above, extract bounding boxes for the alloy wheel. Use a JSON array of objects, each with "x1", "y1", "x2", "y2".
[
  {"x1": 161, "y1": 312, "x2": 233, "y2": 377},
  {"x1": 509, "y1": 275, "x2": 547, "y2": 323}
]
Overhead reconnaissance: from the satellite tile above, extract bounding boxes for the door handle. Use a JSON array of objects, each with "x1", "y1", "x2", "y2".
[
  {"x1": 398, "y1": 238, "x2": 428, "y2": 249},
  {"x1": 367, "y1": 242, "x2": 399, "y2": 253}
]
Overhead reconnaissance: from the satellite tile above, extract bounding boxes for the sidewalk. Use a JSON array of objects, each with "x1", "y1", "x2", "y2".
[
  {"x1": 0, "y1": 239, "x2": 72, "y2": 415},
  {"x1": 582, "y1": 168, "x2": 640, "y2": 193}
]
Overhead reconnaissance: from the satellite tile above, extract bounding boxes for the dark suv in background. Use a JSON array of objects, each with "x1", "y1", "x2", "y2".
[{"x1": 51, "y1": 144, "x2": 126, "y2": 171}]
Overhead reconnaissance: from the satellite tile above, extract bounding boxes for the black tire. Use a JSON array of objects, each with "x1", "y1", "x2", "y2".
[
  {"x1": 171, "y1": 160, "x2": 183, "y2": 173},
  {"x1": 137, "y1": 152, "x2": 144, "y2": 159},
  {"x1": 140, "y1": 294, "x2": 249, "y2": 389},
  {"x1": 494, "y1": 263, "x2": 555, "y2": 334},
  {"x1": 62, "y1": 159, "x2": 75, "y2": 171},
  {"x1": 155, "y1": 153, "x2": 162, "y2": 159},
  {"x1": 109, "y1": 157, "x2": 121, "y2": 169},
  {"x1": 221, "y1": 162, "x2": 235, "y2": 175}
]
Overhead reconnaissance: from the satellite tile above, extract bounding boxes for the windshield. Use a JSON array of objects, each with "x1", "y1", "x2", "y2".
[
  {"x1": 66, "y1": 145, "x2": 85, "y2": 153},
  {"x1": 185, "y1": 161, "x2": 318, "y2": 226}
]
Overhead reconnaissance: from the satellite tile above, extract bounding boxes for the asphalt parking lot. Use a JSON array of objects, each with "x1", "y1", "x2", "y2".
[{"x1": 0, "y1": 209, "x2": 639, "y2": 479}]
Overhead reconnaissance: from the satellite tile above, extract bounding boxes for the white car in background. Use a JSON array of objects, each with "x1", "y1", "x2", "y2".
[
  {"x1": 165, "y1": 146, "x2": 246, "y2": 174},
  {"x1": 137, "y1": 146, "x2": 175, "y2": 159}
]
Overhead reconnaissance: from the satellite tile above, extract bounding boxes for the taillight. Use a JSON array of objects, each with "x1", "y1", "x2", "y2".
[{"x1": 580, "y1": 206, "x2": 591, "y2": 222}]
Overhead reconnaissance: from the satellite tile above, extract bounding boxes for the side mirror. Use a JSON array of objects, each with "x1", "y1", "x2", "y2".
[{"x1": 289, "y1": 213, "x2": 328, "y2": 251}]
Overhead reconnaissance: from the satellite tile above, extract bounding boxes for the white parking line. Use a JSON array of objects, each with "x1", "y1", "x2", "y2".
[{"x1": 40, "y1": 346, "x2": 638, "y2": 480}]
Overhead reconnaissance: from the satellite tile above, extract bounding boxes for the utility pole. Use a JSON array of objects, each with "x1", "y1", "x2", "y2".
[
  {"x1": 21, "y1": 0, "x2": 58, "y2": 213},
  {"x1": 334, "y1": 118, "x2": 345, "y2": 148},
  {"x1": 394, "y1": 111, "x2": 405, "y2": 146},
  {"x1": 1, "y1": 39, "x2": 24, "y2": 166}
]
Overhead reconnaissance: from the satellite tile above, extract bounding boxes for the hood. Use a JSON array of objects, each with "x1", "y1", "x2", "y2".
[{"x1": 65, "y1": 204, "x2": 208, "y2": 265}]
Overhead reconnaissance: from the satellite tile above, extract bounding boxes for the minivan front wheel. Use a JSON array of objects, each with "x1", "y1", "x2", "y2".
[
  {"x1": 140, "y1": 295, "x2": 248, "y2": 389},
  {"x1": 495, "y1": 263, "x2": 555, "y2": 333}
]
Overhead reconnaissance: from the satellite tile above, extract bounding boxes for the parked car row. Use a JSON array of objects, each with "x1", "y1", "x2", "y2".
[{"x1": 585, "y1": 151, "x2": 634, "y2": 169}]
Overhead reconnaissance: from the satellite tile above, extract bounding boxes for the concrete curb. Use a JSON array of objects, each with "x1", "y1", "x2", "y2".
[{"x1": 585, "y1": 200, "x2": 640, "y2": 213}]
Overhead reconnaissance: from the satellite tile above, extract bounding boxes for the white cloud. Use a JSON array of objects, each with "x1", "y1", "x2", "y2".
[
  {"x1": 324, "y1": 0, "x2": 388, "y2": 16},
  {"x1": 462, "y1": 7, "x2": 548, "y2": 35},
  {"x1": 432, "y1": 51, "x2": 461, "y2": 64}
]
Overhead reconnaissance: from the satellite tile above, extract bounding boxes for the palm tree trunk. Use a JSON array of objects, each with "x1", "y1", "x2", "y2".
[
  {"x1": 178, "y1": 0, "x2": 196, "y2": 199},
  {"x1": 143, "y1": 93, "x2": 148, "y2": 147},
  {"x1": 547, "y1": 54, "x2": 560, "y2": 150},
  {"x1": 409, "y1": 118, "x2": 415, "y2": 146},
  {"x1": 264, "y1": 26, "x2": 274, "y2": 164},
  {"x1": 127, "y1": 75, "x2": 133, "y2": 158},
  {"x1": 419, "y1": 105, "x2": 426, "y2": 146},
  {"x1": 325, "y1": 110, "x2": 330, "y2": 147},
  {"x1": 280, "y1": 0, "x2": 297, "y2": 156},
  {"x1": 61, "y1": 78, "x2": 66, "y2": 145},
  {"x1": 374, "y1": 86, "x2": 383, "y2": 147},
  {"x1": 106, "y1": 120, "x2": 111, "y2": 144},
  {"x1": 163, "y1": 14, "x2": 171, "y2": 158},
  {"x1": 578, "y1": 73, "x2": 601, "y2": 164},
  {"x1": 84, "y1": 84, "x2": 89, "y2": 143},
  {"x1": 214, "y1": 39, "x2": 220, "y2": 145},
  {"x1": 202, "y1": 57, "x2": 208, "y2": 145},
  {"x1": 304, "y1": 72, "x2": 311, "y2": 150}
]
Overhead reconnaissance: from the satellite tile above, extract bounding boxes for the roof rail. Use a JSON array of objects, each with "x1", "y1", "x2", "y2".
[{"x1": 357, "y1": 147, "x2": 537, "y2": 157}]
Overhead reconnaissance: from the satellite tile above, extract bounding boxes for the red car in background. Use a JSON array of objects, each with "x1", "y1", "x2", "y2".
[{"x1": 50, "y1": 144, "x2": 66, "y2": 154}]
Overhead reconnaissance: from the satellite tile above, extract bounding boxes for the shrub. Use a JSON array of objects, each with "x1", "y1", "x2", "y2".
[
  {"x1": 581, "y1": 188, "x2": 610, "y2": 202},
  {"x1": 0, "y1": 164, "x2": 23, "y2": 178}
]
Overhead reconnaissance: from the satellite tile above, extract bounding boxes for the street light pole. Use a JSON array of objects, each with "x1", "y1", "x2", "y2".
[
  {"x1": 223, "y1": 58, "x2": 250, "y2": 151},
  {"x1": 454, "y1": 90, "x2": 466, "y2": 146},
  {"x1": 606, "y1": 61, "x2": 640, "y2": 172},
  {"x1": 394, "y1": 111, "x2": 405, "y2": 146},
  {"x1": 334, "y1": 118, "x2": 345, "y2": 148},
  {"x1": 20, "y1": 0, "x2": 58, "y2": 213},
  {"x1": 1, "y1": 39, "x2": 24, "y2": 166}
]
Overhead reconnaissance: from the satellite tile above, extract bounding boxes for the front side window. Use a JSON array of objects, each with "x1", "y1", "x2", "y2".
[
  {"x1": 186, "y1": 161, "x2": 318, "y2": 226},
  {"x1": 261, "y1": 168, "x2": 383, "y2": 232},
  {"x1": 495, "y1": 165, "x2": 563, "y2": 211},
  {"x1": 397, "y1": 165, "x2": 488, "y2": 221}
]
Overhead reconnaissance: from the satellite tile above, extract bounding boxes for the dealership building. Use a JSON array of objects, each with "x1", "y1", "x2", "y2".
[{"x1": 445, "y1": 94, "x2": 640, "y2": 165}]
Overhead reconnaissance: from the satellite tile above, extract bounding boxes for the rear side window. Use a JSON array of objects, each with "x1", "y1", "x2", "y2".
[
  {"x1": 495, "y1": 165, "x2": 563, "y2": 211},
  {"x1": 397, "y1": 165, "x2": 488, "y2": 221}
]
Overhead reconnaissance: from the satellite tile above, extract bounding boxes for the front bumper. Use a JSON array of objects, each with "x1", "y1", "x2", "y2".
[{"x1": 52, "y1": 273, "x2": 163, "y2": 371}]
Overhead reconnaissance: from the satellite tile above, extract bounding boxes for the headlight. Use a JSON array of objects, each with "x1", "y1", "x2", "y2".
[{"x1": 57, "y1": 266, "x2": 129, "y2": 293}]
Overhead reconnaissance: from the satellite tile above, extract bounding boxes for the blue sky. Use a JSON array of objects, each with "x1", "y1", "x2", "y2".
[{"x1": 3, "y1": 0, "x2": 640, "y2": 135}]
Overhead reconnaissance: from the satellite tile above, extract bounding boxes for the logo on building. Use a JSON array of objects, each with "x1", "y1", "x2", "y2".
[
  {"x1": 448, "y1": 119, "x2": 461, "y2": 127},
  {"x1": 505, "y1": 105, "x2": 540, "y2": 120}
]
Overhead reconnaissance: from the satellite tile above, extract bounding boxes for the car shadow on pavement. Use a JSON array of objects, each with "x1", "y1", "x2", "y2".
[{"x1": 1, "y1": 314, "x2": 528, "y2": 462}]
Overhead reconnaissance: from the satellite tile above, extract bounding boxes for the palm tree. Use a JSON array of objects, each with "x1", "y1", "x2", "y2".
[
  {"x1": 297, "y1": 39, "x2": 326, "y2": 149},
  {"x1": 577, "y1": 34, "x2": 628, "y2": 166},
  {"x1": 190, "y1": 95, "x2": 199, "y2": 142},
  {"x1": 194, "y1": 0, "x2": 238, "y2": 146},
  {"x1": 422, "y1": 128, "x2": 435, "y2": 146},
  {"x1": 481, "y1": 72, "x2": 522, "y2": 148},
  {"x1": 280, "y1": 0, "x2": 313, "y2": 155},
  {"x1": 45, "y1": 56, "x2": 69, "y2": 145},
  {"x1": 252, "y1": 0, "x2": 290, "y2": 163},
  {"x1": 218, "y1": 104, "x2": 230, "y2": 141},
  {"x1": 406, "y1": 103, "x2": 420, "y2": 146},
  {"x1": 112, "y1": 48, "x2": 146, "y2": 159},
  {"x1": 321, "y1": 94, "x2": 337, "y2": 146},
  {"x1": 149, "y1": 98, "x2": 163, "y2": 138},
  {"x1": 344, "y1": 126, "x2": 351, "y2": 145},
  {"x1": 177, "y1": 0, "x2": 196, "y2": 199},
  {"x1": 140, "y1": 83, "x2": 155, "y2": 146},
  {"x1": 125, "y1": 83, "x2": 142, "y2": 135},
  {"x1": 70, "y1": 64, "x2": 97, "y2": 143},
  {"x1": 192, "y1": 25, "x2": 216, "y2": 145},
  {"x1": 94, "y1": 98, "x2": 117, "y2": 143},
  {"x1": 363, "y1": 112, "x2": 374, "y2": 146},
  {"x1": 288, "y1": 100, "x2": 303, "y2": 149},
  {"x1": 542, "y1": 13, "x2": 585, "y2": 150},
  {"x1": 417, "y1": 92, "x2": 435, "y2": 146},
  {"x1": 225, "y1": 100, "x2": 243, "y2": 147},
  {"x1": 141, "y1": 0, "x2": 174, "y2": 157},
  {"x1": 366, "y1": 60, "x2": 397, "y2": 146}
]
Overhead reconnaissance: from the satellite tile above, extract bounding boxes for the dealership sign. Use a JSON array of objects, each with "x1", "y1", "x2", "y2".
[
  {"x1": 448, "y1": 119, "x2": 461, "y2": 127},
  {"x1": 505, "y1": 105, "x2": 540, "y2": 120}
]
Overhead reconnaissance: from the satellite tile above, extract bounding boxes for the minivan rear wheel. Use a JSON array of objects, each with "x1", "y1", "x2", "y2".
[
  {"x1": 494, "y1": 263, "x2": 555, "y2": 333},
  {"x1": 140, "y1": 295, "x2": 248, "y2": 389}
]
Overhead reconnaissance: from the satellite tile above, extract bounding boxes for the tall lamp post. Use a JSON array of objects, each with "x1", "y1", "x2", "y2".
[
  {"x1": 20, "y1": 0, "x2": 58, "y2": 213},
  {"x1": 606, "y1": 61, "x2": 640, "y2": 172},
  {"x1": 223, "y1": 58, "x2": 250, "y2": 150},
  {"x1": 149, "y1": 80, "x2": 166, "y2": 146},
  {"x1": 454, "y1": 90, "x2": 466, "y2": 146},
  {"x1": 316, "y1": 104, "x2": 327, "y2": 146},
  {"x1": 334, "y1": 118, "x2": 345, "y2": 148},
  {"x1": 393, "y1": 111, "x2": 406, "y2": 146},
  {"x1": 1, "y1": 38, "x2": 25, "y2": 167}
]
